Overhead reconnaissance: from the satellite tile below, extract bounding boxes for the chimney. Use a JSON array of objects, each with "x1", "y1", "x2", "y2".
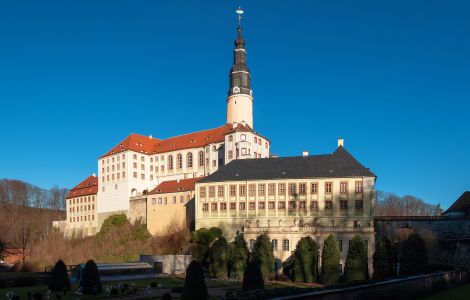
[
  {"x1": 232, "y1": 121, "x2": 238, "y2": 129},
  {"x1": 149, "y1": 134, "x2": 153, "y2": 139},
  {"x1": 338, "y1": 138, "x2": 344, "y2": 147},
  {"x1": 92, "y1": 173, "x2": 96, "y2": 177},
  {"x1": 302, "y1": 151, "x2": 309, "y2": 157}
]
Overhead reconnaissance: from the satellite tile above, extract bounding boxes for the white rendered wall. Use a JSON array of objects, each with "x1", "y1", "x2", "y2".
[{"x1": 226, "y1": 94, "x2": 253, "y2": 129}]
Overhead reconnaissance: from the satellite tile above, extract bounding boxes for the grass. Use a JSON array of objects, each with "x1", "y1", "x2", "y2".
[{"x1": 420, "y1": 284, "x2": 470, "y2": 300}]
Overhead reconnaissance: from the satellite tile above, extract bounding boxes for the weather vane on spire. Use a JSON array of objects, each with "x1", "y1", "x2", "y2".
[{"x1": 236, "y1": 7, "x2": 244, "y2": 26}]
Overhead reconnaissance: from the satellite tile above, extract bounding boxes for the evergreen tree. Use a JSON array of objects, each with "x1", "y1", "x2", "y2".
[
  {"x1": 191, "y1": 227, "x2": 222, "y2": 266},
  {"x1": 343, "y1": 235, "x2": 368, "y2": 283},
  {"x1": 48, "y1": 259, "x2": 71, "y2": 291},
  {"x1": 293, "y1": 237, "x2": 319, "y2": 283},
  {"x1": 401, "y1": 233, "x2": 428, "y2": 275},
  {"x1": 182, "y1": 260, "x2": 208, "y2": 300},
  {"x1": 229, "y1": 233, "x2": 249, "y2": 279},
  {"x1": 242, "y1": 261, "x2": 264, "y2": 291},
  {"x1": 250, "y1": 233, "x2": 275, "y2": 280},
  {"x1": 320, "y1": 235, "x2": 340, "y2": 284},
  {"x1": 373, "y1": 236, "x2": 394, "y2": 279},
  {"x1": 208, "y1": 237, "x2": 229, "y2": 278},
  {"x1": 80, "y1": 260, "x2": 102, "y2": 294}
]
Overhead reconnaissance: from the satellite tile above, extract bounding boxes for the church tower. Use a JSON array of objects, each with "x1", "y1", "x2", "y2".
[{"x1": 226, "y1": 8, "x2": 254, "y2": 129}]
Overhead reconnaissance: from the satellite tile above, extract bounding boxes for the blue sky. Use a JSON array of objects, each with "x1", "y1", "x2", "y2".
[{"x1": 0, "y1": 1, "x2": 469, "y2": 209}]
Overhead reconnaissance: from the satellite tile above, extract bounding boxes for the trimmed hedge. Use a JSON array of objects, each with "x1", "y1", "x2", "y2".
[
  {"x1": 293, "y1": 237, "x2": 319, "y2": 283},
  {"x1": 48, "y1": 259, "x2": 71, "y2": 291},
  {"x1": 320, "y1": 235, "x2": 341, "y2": 284},
  {"x1": 182, "y1": 260, "x2": 208, "y2": 300},
  {"x1": 343, "y1": 235, "x2": 368, "y2": 283},
  {"x1": 251, "y1": 233, "x2": 275, "y2": 280},
  {"x1": 242, "y1": 261, "x2": 264, "y2": 291}
]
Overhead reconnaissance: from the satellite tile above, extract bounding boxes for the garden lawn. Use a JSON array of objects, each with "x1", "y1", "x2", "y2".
[{"x1": 421, "y1": 284, "x2": 470, "y2": 300}]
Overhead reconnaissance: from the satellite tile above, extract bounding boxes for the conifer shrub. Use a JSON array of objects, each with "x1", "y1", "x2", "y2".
[
  {"x1": 191, "y1": 227, "x2": 222, "y2": 266},
  {"x1": 251, "y1": 233, "x2": 275, "y2": 280},
  {"x1": 229, "y1": 233, "x2": 249, "y2": 279},
  {"x1": 320, "y1": 234, "x2": 340, "y2": 284},
  {"x1": 293, "y1": 237, "x2": 319, "y2": 283},
  {"x1": 242, "y1": 261, "x2": 264, "y2": 291},
  {"x1": 182, "y1": 260, "x2": 208, "y2": 300},
  {"x1": 80, "y1": 259, "x2": 102, "y2": 294},
  {"x1": 343, "y1": 235, "x2": 368, "y2": 283},
  {"x1": 401, "y1": 233, "x2": 428, "y2": 275},
  {"x1": 208, "y1": 236, "x2": 229, "y2": 278},
  {"x1": 48, "y1": 259, "x2": 71, "y2": 291},
  {"x1": 373, "y1": 236, "x2": 394, "y2": 279}
]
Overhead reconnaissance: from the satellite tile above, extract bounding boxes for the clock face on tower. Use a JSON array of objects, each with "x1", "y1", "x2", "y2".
[{"x1": 233, "y1": 87, "x2": 240, "y2": 94}]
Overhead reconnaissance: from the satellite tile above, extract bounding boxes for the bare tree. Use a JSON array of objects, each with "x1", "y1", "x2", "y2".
[
  {"x1": 13, "y1": 219, "x2": 33, "y2": 266},
  {"x1": 375, "y1": 191, "x2": 441, "y2": 216}
]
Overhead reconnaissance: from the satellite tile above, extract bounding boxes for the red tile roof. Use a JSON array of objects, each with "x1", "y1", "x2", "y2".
[
  {"x1": 149, "y1": 177, "x2": 205, "y2": 195},
  {"x1": 66, "y1": 175, "x2": 98, "y2": 199},
  {"x1": 101, "y1": 123, "x2": 256, "y2": 159}
]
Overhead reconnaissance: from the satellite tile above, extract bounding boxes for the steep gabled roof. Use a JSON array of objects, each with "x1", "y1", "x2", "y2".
[
  {"x1": 199, "y1": 146, "x2": 376, "y2": 183},
  {"x1": 101, "y1": 133, "x2": 161, "y2": 158},
  {"x1": 444, "y1": 192, "x2": 470, "y2": 214},
  {"x1": 66, "y1": 175, "x2": 98, "y2": 199},
  {"x1": 149, "y1": 177, "x2": 205, "y2": 195}
]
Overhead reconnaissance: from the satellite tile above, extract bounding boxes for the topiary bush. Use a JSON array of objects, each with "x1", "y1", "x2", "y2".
[
  {"x1": 293, "y1": 236, "x2": 319, "y2": 283},
  {"x1": 182, "y1": 260, "x2": 208, "y2": 300},
  {"x1": 373, "y1": 236, "x2": 394, "y2": 279},
  {"x1": 80, "y1": 259, "x2": 102, "y2": 294},
  {"x1": 401, "y1": 233, "x2": 428, "y2": 275},
  {"x1": 229, "y1": 233, "x2": 249, "y2": 279},
  {"x1": 250, "y1": 233, "x2": 275, "y2": 280},
  {"x1": 343, "y1": 235, "x2": 368, "y2": 283},
  {"x1": 208, "y1": 236, "x2": 229, "y2": 278},
  {"x1": 242, "y1": 261, "x2": 264, "y2": 292},
  {"x1": 48, "y1": 259, "x2": 71, "y2": 291},
  {"x1": 320, "y1": 234, "x2": 341, "y2": 284}
]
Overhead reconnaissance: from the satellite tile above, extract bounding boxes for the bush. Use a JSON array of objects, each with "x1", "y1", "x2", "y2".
[
  {"x1": 99, "y1": 214, "x2": 128, "y2": 235},
  {"x1": 182, "y1": 260, "x2": 208, "y2": 300},
  {"x1": 48, "y1": 259, "x2": 71, "y2": 291},
  {"x1": 229, "y1": 233, "x2": 249, "y2": 279},
  {"x1": 292, "y1": 237, "x2": 319, "y2": 283},
  {"x1": 373, "y1": 236, "x2": 394, "y2": 279},
  {"x1": 250, "y1": 233, "x2": 275, "y2": 280},
  {"x1": 208, "y1": 236, "x2": 230, "y2": 278},
  {"x1": 320, "y1": 235, "x2": 340, "y2": 284},
  {"x1": 80, "y1": 259, "x2": 102, "y2": 294},
  {"x1": 401, "y1": 233, "x2": 428, "y2": 275},
  {"x1": 13, "y1": 276, "x2": 37, "y2": 287},
  {"x1": 191, "y1": 227, "x2": 222, "y2": 266},
  {"x1": 343, "y1": 235, "x2": 368, "y2": 283},
  {"x1": 242, "y1": 261, "x2": 264, "y2": 291}
]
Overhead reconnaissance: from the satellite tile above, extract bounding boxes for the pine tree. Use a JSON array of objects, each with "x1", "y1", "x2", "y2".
[
  {"x1": 401, "y1": 233, "x2": 428, "y2": 275},
  {"x1": 182, "y1": 260, "x2": 208, "y2": 300},
  {"x1": 208, "y1": 237, "x2": 229, "y2": 278},
  {"x1": 80, "y1": 260, "x2": 102, "y2": 294},
  {"x1": 242, "y1": 261, "x2": 264, "y2": 291},
  {"x1": 229, "y1": 233, "x2": 249, "y2": 279},
  {"x1": 250, "y1": 233, "x2": 275, "y2": 280},
  {"x1": 293, "y1": 237, "x2": 319, "y2": 283},
  {"x1": 320, "y1": 235, "x2": 340, "y2": 284},
  {"x1": 344, "y1": 235, "x2": 368, "y2": 283},
  {"x1": 48, "y1": 259, "x2": 71, "y2": 291},
  {"x1": 373, "y1": 236, "x2": 393, "y2": 279}
]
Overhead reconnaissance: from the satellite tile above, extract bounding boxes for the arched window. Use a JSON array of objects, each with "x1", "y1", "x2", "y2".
[
  {"x1": 173, "y1": 196, "x2": 177, "y2": 204},
  {"x1": 283, "y1": 239, "x2": 290, "y2": 251},
  {"x1": 176, "y1": 153, "x2": 183, "y2": 169},
  {"x1": 198, "y1": 151, "x2": 204, "y2": 167},
  {"x1": 187, "y1": 152, "x2": 193, "y2": 168},
  {"x1": 180, "y1": 196, "x2": 184, "y2": 203},
  {"x1": 168, "y1": 155, "x2": 173, "y2": 170}
]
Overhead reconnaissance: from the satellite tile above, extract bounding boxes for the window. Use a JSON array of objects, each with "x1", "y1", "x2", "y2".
[
  {"x1": 311, "y1": 182, "x2": 318, "y2": 194},
  {"x1": 133, "y1": 172, "x2": 137, "y2": 178},
  {"x1": 172, "y1": 196, "x2": 177, "y2": 204},
  {"x1": 325, "y1": 182, "x2": 332, "y2": 194},
  {"x1": 202, "y1": 203, "x2": 209, "y2": 211},
  {"x1": 254, "y1": 137, "x2": 257, "y2": 144},
  {"x1": 250, "y1": 239, "x2": 255, "y2": 250},
  {"x1": 141, "y1": 174, "x2": 145, "y2": 180},
  {"x1": 141, "y1": 164, "x2": 145, "y2": 171},
  {"x1": 228, "y1": 150, "x2": 233, "y2": 159},
  {"x1": 278, "y1": 201, "x2": 286, "y2": 209},
  {"x1": 241, "y1": 148, "x2": 247, "y2": 155},
  {"x1": 220, "y1": 203, "x2": 227, "y2": 211},
  {"x1": 249, "y1": 202, "x2": 255, "y2": 210},
  {"x1": 241, "y1": 134, "x2": 246, "y2": 141},
  {"x1": 187, "y1": 152, "x2": 193, "y2": 168},
  {"x1": 228, "y1": 135, "x2": 233, "y2": 141},
  {"x1": 272, "y1": 239, "x2": 278, "y2": 251},
  {"x1": 133, "y1": 154, "x2": 137, "y2": 160},
  {"x1": 265, "y1": 142, "x2": 268, "y2": 148},
  {"x1": 133, "y1": 163, "x2": 137, "y2": 168},
  {"x1": 311, "y1": 201, "x2": 318, "y2": 209},
  {"x1": 211, "y1": 203, "x2": 217, "y2": 211},
  {"x1": 177, "y1": 154, "x2": 183, "y2": 169},
  {"x1": 168, "y1": 155, "x2": 174, "y2": 170},
  {"x1": 249, "y1": 184, "x2": 256, "y2": 196},
  {"x1": 141, "y1": 156, "x2": 145, "y2": 162},
  {"x1": 209, "y1": 186, "x2": 215, "y2": 197},
  {"x1": 268, "y1": 201, "x2": 275, "y2": 209},
  {"x1": 212, "y1": 160, "x2": 216, "y2": 167},
  {"x1": 258, "y1": 139, "x2": 261, "y2": 145},
  {"x1": 230, "y1": 185, "x2": 236, "y2": 196},
  {"x1": 199, "y1": 187, "x2": 206, "y2": 198},
  {"x1": 161, "y1": 166, "x2": 164, "y2": 172},
  {"x1": 340, "y1": 200, "x2": 348, "y2": 209},
  {"x1": 152, "y1": 198, "x2": 156, "y2": 205},
  {"x1": 198, "y1": 151, "x2": 204, "y2": 166},
  {"x1": 340, "y1": 182, "x2": 348, "y2": 194},
  {"x1": 239, "y1": 185, "x2": 246, "y2": 196},
  {"x1": 230, "y1": 202, "x2": 236, "y2": 210},
  {"x1": 218, "y1": 186, "x2": 224, "y2": 197},
  {"x1": 239, "y1": 202, "x2": 246, "y2": 210},
  {"x1": 325, "y1": 200, "x2": 333, "y2": 209},
  {"x1": 338, "y1": 240, "x2": 343, "y2": 252},
  {"x1": 212, "y1": 145, "x2": 217, "y2": 151},
  {"x1": 164, "y1": 198, "x2": 168, "y2": 205},
  {"x1": 158, "y1": 198, "x2": 162, "y2": 204},
  {"x1": 278, "y1": 183, "x2": 285, "y2": 195},
  {"x1": 288, "y1": 201, "x2": 296, "y2": 209},
  {"x1": 288, "y1": 183, "x2": 296, "y2": 195},
  {"x1": 268, "y1": 184, "x2": 275, "y2": 195},
  {"x1": 355, "y1": 181, "x2": 363, "y2": 193},
  {"x1": 283, "y1": 239, "x2": 290, "y2": 251},
  {"x1": 299, "y1": 201, "x2": 306, "y2": 209},
  {"x1": 355, "y1": 200, "x2": 363, "y2": 209},
  {"x1": 299, "y1": 183, "x2": 306, "y2": 195},
  {"x1": 180, "y1": 196, "x2": 184, "y2": 203},
  {"x1": 258, "y1": 202, "x2": 265, "y2": 209},
  {"x1": 258, "y1": 184, "x2": 265, "y2": 196}
]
